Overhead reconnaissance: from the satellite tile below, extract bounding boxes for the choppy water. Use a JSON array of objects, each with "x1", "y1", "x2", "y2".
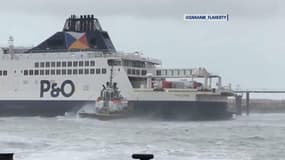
[{"x1": 0, "y1": 114, "x2": 285, "y2": 160}]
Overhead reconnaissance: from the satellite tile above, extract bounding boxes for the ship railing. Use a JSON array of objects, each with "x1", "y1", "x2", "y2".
[
  {"x1": 134, "y1": 88, "x2": 198, "y2": 92},
  {"x1": 91, "y1": 52, "x2": 161, "y2": 64},
  {"x1": 116, "y1": 51, "x2": 162, "y2": 64},
  {"x1": 25, "y1": 48, "x2": 114, "y2": 54},
  {"x1": 123, "y1": 66, "x2": 222, "y2": 79},
  {"x1": 133, "y1": 88, "x2": 221, "y2": 94},
  {"x1": 12, "y1": 48, "x2": 161, "y2": 64}
]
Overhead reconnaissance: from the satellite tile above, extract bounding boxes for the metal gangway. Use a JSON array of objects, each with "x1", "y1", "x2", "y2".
[{"x1": 156, "y1": 68, "x2": 210, "y2": 78}]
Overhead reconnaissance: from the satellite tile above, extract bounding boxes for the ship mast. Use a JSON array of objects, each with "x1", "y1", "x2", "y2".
[
  {"x1": 8, "y1": 36, "x2": 15, "y2": 59},
  {"x1": 109, "y1": 63, "x2": 114, "y2": 88}
]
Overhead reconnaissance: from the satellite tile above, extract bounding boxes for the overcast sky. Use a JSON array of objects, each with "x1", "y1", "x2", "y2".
[{"x1": 0, "y1": 0, "x2": 285, "y2": 98}]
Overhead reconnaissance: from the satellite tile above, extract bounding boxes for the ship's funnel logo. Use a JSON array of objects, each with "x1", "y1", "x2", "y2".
[{"x1": 65, "y1": 32, "x2": 89, "y2": 49}]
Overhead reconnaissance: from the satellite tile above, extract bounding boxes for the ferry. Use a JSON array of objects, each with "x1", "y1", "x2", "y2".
[{"x1": 0, "y1": 15, "x2": 234, "y2": 120}]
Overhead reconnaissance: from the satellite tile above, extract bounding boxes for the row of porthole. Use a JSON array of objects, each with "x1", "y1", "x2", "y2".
[
  {"x1": 23, "y1": 68, "x2": 107, "y2": 76},
  {"x1": 127, "y1": 69, "x2": 147, "y2": 76},
  {"x1": 0, "y1": 70, "x2": 8, "y2": 76},
  {"x1": 35, "y1": 60, "x2": 96, "y2": 68}
]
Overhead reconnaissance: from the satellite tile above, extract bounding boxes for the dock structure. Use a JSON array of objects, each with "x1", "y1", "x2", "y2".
[
  {"x1": 235, "y1": 95, "x2": 242, "y2": 115},
  {"x1": 233, "y1": 90, "x2": 285, "y2": 115}
]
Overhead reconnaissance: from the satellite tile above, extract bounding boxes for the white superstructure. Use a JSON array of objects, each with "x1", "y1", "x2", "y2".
[{"x1": 0, "y1": 48, "x2": 232, "y2": 101}]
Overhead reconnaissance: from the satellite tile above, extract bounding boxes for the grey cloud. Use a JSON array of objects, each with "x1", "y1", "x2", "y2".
[
  {"x1": 0, "y1": 0, "x2": 284, "y2": 93},
  {"x1": 0, "y1": 0, "x2": 283, "y2": 20}
]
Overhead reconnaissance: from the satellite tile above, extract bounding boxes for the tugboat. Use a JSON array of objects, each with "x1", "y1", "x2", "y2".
[{"x1": 79, "y1": 66, "x2": 130, "y2": 120}]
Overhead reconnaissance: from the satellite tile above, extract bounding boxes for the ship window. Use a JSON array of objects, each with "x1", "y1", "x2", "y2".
[
  {"x1": 46, "y1": 62, "x2": 50, "y2": 68},
  {"x1": 0, "y1": 71, "x2": 2, "y2": 76},
  {"x1": 127, "y1": 69, "x2": 131, "y2": 74},
  {"x1": 142, "y1": 70, "x2": 147, "y2": 75},
  {"x1": 40, "y1": 70, "x2": 44, "y2": 75},
  {"x1": 45, "y1": 70, "x2": 50, "y2": 75},
  {"x1": 67, "y1": 69, "x2": 72, "y2": 75},
  {"x1": 79, "y1": 61, "x2": 84, "y2": 67},
  {"x1": 35, "y1": 62, "x2": 39, "y2": 68},
  {"x1": 85, "y1": 61, "x2": 90, "y2": 66},
  {"x1": 3, "y1": 49, "x2": 8, "y2": 54},
  {"x1": 123, "y1": 60, "x2": 128, "y2": 66},
  {"x1": 96, "y1": 69, "x2": 101, "y2": 74},
  {"x1": 90, "y1": 69, "x2": 95, "y2": 74},
  {"x1": 51, "y1": 70, "x2": 55, "y2": 75},
  {"x1": 73, "y1": 69, "x2": 78, "y2": 75},
  {"x1": 3, "y1": 70, "x2": 7, "y2": 76},
  {"x1": 73, "y1": 61, "x2": 78, "y2": 67},
  {"x1": 132, "y1": 69, "x2": 136, "y2": 75},
  {"x1": 62, "y1": 69, "x2": 66, "y2": 75},
  {"x1": 57, "y1": 62, "x2": 61, "y2": 67},
  {"x1": 35, "y1": 70, "x2": 39, "y2": 75},
  {"x1": 136, "y1": 70, "x2": 140, "y2": 75},
  {"x1": 85, "y1": 69, "x2": 89, "y2": 74},
  {"x1": 90, "y1": 61, "x2": 95, "y2": 66},
  {"x1": 24, "y1": 70, "x2": 28, "y2": 76},
  {"x1": 108, "y1": 60, "x2": 121, "y2": 66},
  {"x1": 40, "y1": 62, "x2": 44, "y2": 68},
  {"x1": 29, "y1": 70, "x2": 33, "y2": 75},
  {"x1": 102, "y1": 68, "x2": 107, "y2": 74},
  {"x1": 68, "y1": 61, "x2": 72, "y2": 67},
  {"x1": 79, "y1": 69, "x2": 83, "y2": 75},
  {"x1": 62, "y1": 62, "x2": 67, "y2": 67},
  {"x1": 51, "y1": 62, "x2": 55, "y2": 67},
  {"x1": 56, "y1": 69, "x2": 61, "y2": 75},
  {"x1": 156, "y1": 70, "x2": 161, "y2": 76}
]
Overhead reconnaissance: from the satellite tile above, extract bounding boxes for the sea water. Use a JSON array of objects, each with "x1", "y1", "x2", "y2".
[{"x1": 0, "y1": 114, "x2": 284, "y2": 160}]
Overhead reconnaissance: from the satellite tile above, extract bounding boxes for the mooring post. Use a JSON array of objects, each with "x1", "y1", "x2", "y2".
[
  {"x1": 235, "y1": 95, "x2": 242, "y2": 116},
  {"x1": 246, "y1": 92, "x2": 250, "y2": 115}
]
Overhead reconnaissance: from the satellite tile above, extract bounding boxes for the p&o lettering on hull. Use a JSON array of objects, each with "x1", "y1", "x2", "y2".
[{"x1": 40, "y1": 80, "x2": 75, "y2": 98}]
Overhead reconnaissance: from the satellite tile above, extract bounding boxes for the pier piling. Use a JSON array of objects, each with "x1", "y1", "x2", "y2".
[
  {"x1": 235, "y1": 95, "x2": 242, "y2": 115},
  {"x1": 246, "y1": 92, "x2": 250, "y2": 115}
]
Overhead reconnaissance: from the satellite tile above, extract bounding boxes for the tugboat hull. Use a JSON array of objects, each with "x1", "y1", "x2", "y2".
[{"x1": 79, "y1": 112, "x2": 129, "y2": 120}]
